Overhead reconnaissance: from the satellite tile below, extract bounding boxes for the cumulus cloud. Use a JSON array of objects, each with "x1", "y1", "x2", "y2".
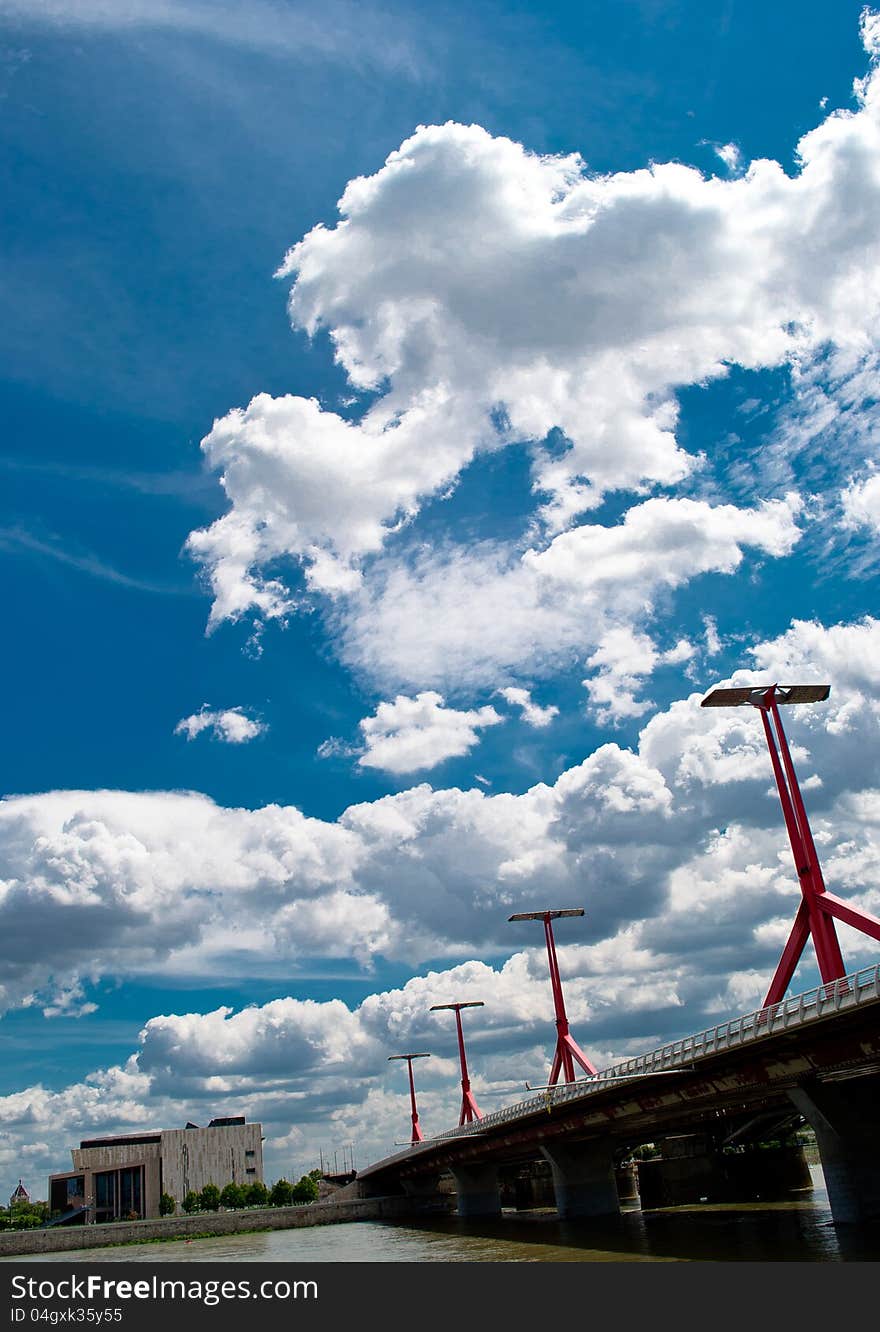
[
  {"x1": 338, "y1": 494, "x2": 800, "y2": 691},
  {"x1": 185, "y1": 391, "x2": 488, "y2": 621},
  {"x1": 0, "y1": 947, "x2": 695, "y2": 1202},
  {"x1": 187, "y1": 25, "x2": 880, "y2": 649},
  {"x1": 497, "y1": 686, "x2": 559, "y2": 728},
  {"x1": 356, "y1": 691, "x2": 503, "y2": 774},
  {"x1": 174, "y1": 705, "x2": 266, "y2": 743},
  {"x1": 842, "y1": 471, "x2": 880, "y2": 532},
  {"x1": 583, "y1": 627, "x2": 694, "y2": 723},
  {"x1": 3, "y1": 615, "x2": 879, "y2": 1024},
  {"x1": 4, "y1": 613, "x2": 880, "y2": 1199}
]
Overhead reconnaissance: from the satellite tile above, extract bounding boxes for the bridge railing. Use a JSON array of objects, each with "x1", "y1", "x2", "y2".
[{"x1": 427, "y1": 961, "x2": 880, "y2": 1142}]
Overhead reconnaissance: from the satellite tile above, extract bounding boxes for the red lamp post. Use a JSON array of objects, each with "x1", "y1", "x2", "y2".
[
  {"x1": 430, "y1": 1000, "x2": 484, "y2": 1124},
  {"x1": 508, "y1": 908, "x2": 598, "y2": 1083},
  {"x1": 388, "y1": 1053, "x2": 430, "y2": 1144},
  {"x1": 701, "y1": 682, "x2": 880, "y2": 1006}
]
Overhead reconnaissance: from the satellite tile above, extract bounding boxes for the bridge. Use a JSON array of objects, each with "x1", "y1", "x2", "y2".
[
  {"x1": 357, "y1": 964, "x2": 880, "y2": 1227},
  {"x1": 356, "y1": 684, "x2": 880, "y2": 1230}
]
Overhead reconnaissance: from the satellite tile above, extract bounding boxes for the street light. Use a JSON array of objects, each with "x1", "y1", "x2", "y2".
[
  {"x1": 388, "y1": 1053, "x2": 431, "y2": 1144},
  {"x1": 429, "y1": 1001, "x2": 484, "y2": 1124},
  {"x1": 701, "y1": 682, "x2": 880, "y2": 1005},
  {"x1": 508, "y1": 908, "x2": 597, "y2": 1083}
]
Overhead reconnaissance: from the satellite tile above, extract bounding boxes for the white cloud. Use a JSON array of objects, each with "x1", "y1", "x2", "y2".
[
  {"x1": 186, "y1": 390, "x2": 489, "y2": 622},
  {"x1": 5, "y1": 613, "x2": 880, "y2": 1200},
  {"x1": 714, "y1": 142, "x2": 743, "y2": 173},
  {"x1": 497, "y1": 686, "x2": 559, "y2": 728},
  {"x1": 41, "y1": 977, "x2": 98, "y2": 1020},
  {"x1": 860, "y1": 7, "x2": 880, "y2": 58},
  {"x1": 583, "y1": 627, "x2": 694, "y2": 724},
  {"x1": 744, "y1": 346, "x2": 880, "y2": 505},
  {"x1": 3, "y1": 615, "x2": 879, "y2": 1023},
  {"x1": 0, "y1": 946, "x2": 691, "y2": 1202},
  {"x1": 842, "y1": 470, "x2": 880, "y2": 532},
  {"x1": 338, "y1": 494, "x2": 800, "y2": 691},
  {"x1": 0, "y1": 0, "x2": 421, "y2": 74},
  {"x1": 188, "y1": 29, "x2": 880, "y2": 637},
  {"x1": 174, "y1": 705, "x2": 266, "y2": 744},
  {"x1": 357, "y1": 691, "x2": 503, "y2": 774}
]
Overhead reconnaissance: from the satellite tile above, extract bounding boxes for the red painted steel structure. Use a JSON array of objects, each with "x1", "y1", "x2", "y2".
[
  {"x1": 508, "y1": 909, "x2": 598, "y2": 1083},
  {"x1": 430, "y1": 1001, "x2": 484, "y2": 1124},
  {"x1": 701, "y1": 683, "x2": 880, "y2": 1006},
  {"x1": 388, "y1": 1053, "x2": 430, "y2": 1143}
]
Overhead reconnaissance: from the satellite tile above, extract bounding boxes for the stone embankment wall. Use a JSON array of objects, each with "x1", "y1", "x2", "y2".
[{"x1": 0, "y1": 1188, "x2": 409, "y2": 1259}]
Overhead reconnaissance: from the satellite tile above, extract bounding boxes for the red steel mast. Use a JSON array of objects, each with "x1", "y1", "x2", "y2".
[
  {"x1": 388, "y1": 1053, "x2": 430, "y2": 1144},
  {"x1": 702, "y1": 682, "x2": 880, "y2": 1005},
  {"x1": 508, "y1": 908, "x2": 597, "y2": 1083},
  {"x1": 430, "y1": 1000, "x2": 484, "y2": 1124}
]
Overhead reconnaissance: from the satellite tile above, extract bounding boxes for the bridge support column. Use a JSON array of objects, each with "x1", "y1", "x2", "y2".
[
  {"x1": 449, "y1": 1163, "x2": 501, "y2": 1217},
  {"x1": 540, "y1": 1141, "x2": 619, "y2": 1219},
  {"x1": 789, "y1": 1076, "x2": 880, "y2": 1225}
]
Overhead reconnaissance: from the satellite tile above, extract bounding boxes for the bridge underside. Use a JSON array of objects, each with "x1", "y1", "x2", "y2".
[{"x1": 358, "y1": 992, "x2": 880, "y2": 1227}]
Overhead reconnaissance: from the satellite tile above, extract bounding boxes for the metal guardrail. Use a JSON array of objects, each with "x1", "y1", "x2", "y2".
[
  {"x1": 370, "y1": 962, "x2": 877, "y2": 1159},
  {"x1": 359, "y1": 963, "x2": 880, "y2": 1175}
]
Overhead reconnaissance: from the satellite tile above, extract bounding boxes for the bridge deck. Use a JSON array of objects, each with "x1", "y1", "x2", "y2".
[{"x1": 359, "y1": 962, "x2": 880, "y2": 1178}]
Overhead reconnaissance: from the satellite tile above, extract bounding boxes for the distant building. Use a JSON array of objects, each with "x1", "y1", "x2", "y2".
[
  {"x1": 9, "y1": 1180, "x2": 30, "y2": 1207},
  {"x1": 48, "y1": 1117, "x2": 263, "y2": 1223}
]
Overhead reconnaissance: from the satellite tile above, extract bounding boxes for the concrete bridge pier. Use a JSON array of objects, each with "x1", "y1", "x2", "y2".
[
  {"x1": 789, "y1": 1076, "x2": 880, "y2": 1226},
  {"x1": 540, "y1": 1140, "x2": 619, "y2": 1219},
  {"x1": 449, "y1": 1163, "x2": 502, "y2": 1217}
]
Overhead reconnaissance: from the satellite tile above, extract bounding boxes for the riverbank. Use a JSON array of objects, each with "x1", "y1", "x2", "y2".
[{"x1": 0, "y1": 1192, "x2": 413, "y2": 1258}]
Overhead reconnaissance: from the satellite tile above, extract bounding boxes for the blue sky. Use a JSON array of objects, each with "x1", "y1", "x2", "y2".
[{"x1": 2, "y1": 0, "x2": 880, "y2": 1200}]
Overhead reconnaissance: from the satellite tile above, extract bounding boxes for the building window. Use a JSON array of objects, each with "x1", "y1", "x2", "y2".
[
  {"x1": 94, "y1": 1171, "x2": 117, "y2": 1224},
  {"x1": 245, "y1": 1150, "x2": 255, "y2": 1158},
  {"x1": 93, "y1": 1166, "x2": 143, "y2": 1222},
  {"x1": 246, "y1": 1168, "x2": 256, "y2": 1175}
]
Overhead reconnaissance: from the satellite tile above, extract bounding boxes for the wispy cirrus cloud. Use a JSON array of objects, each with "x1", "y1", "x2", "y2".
[
  {"x1": 0, "y1": 525, "x2": 195, "y2": 596},
  {"x1": 0, "y1": 0, "x2": 422, "y2": 75}
]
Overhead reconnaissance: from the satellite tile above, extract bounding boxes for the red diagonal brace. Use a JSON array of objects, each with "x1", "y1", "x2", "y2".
[
  {"x1": 430, "y1": 1001, "x2": 484, "y2": 1125},
  {"x1": 754, "y1": 686, "x2": 880, "y2": 1005},
  {"x1": 543, "y1": 915, "x2": 597, "y2": 1083},
  {"x1": 509, "y1": 909, "x2": 597, "y2": 1084},
  {"x1": 388, "y1": 1053, "x2": 430, "y2": 1143}
]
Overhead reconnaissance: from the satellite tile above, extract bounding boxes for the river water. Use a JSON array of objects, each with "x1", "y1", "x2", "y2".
[{"x1": 5, "y1": 1168, "x2": 879, "y2": 1262}]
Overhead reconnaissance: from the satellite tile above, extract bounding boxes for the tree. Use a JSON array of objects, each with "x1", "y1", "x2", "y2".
[
  {"x1": 291, "y1": 1174, "x2": 319, "y2": 1204},
  {"x1": 5, "y1": 1200, "x2": 49, "y2": 1230},
  {"x1": 220, "y1": 1183, "x2": 246, "y2": 1210},
  {"x1": 199, "y1": 1183, "x2": 221, "y2": 1212},
  {"x1": 160, "y1": 1193, "x2": 176, "y2": 1217},
  {"x1": 182, "y1": 1191, "x2": 200, "y2": 1215},
  {"x1": 269, "y1": 1178, "x2": 294, "y2": 1207},
  {"x1": 245, "y1": 1181, "x2": 269, "y2": 1207}
]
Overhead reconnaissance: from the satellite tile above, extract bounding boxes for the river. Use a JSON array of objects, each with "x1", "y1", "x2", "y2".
[{"x1": 4, "y1": 1168, "x2": 879, "y2": 1262}]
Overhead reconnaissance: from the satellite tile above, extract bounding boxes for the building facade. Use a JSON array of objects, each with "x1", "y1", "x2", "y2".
[{"x1": 48, "y1": 1117, "x2": 263, "y2": 1222}]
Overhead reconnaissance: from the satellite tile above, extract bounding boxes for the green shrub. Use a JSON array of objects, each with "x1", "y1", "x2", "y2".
[
  {"x1": 291, "y1": 1174, "x2": 319, "y2": 1204},
  {"x1": 269, "y1": 1178, "x2": 294, "y2": 1207},
  {"x1": 220, "y1": 1183, "x2": 247, "y2": 1210},
  {"x1": 199, "y1": 1183, "x2": 221, "y2": 1212}
]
